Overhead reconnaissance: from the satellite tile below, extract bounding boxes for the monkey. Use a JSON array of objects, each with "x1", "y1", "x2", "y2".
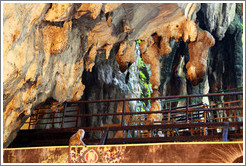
[
  {"x1": 68, "y1": 129, "x2": 87, "y2": 162},
  {"x1": 69, "y1": 129, "x2": 86, "y2": 147}
]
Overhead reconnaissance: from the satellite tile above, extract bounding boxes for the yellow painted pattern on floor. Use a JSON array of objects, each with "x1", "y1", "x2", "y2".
[{"x1": 3, "y1": 141, "x2": 243, "y2": 150}]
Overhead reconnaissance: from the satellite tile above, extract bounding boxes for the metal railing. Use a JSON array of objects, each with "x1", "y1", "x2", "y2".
[{"x1": 23, "y1": 91, "x2": 243, "y2": 140}]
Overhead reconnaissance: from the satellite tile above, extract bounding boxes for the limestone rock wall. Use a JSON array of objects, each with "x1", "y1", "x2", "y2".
[
  {"x1": 81, "y1": 45, "x2": 126, "y2": 139},
  {"x1": 3, "y1": 3, "x2": 87, "y2": 147},
  {"x1": 205, "y1": 13, "x2": 243, "y2": 102},
  {"x1": 199, "y1": 3, "x2": 236, "y2": 40},
  {"x1": 197, "y1": 3, "x2": 243, "y2": 93}
]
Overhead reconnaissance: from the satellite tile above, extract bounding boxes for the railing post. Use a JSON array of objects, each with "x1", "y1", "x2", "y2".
[
  {"x1": 61, "y1": 103, "x2": 67, "y2": 128},
  {"x1": 52, "y1": 111, "x2": 55, "y2": 128},
  {"x1": 35, "y1": 110, "x2": 38, "y2": 128},
  {"x1": 121, "y1": 101, "x2": 126, "y2": 126},
  {"x1": 186, "y1": 97, "x2": 189, "y2": 123},
  {"x1": 168, "y1": 101, "x2": 171, "y2": 122},
  {"x1": 222, "y1": 121, "x2": 229, "y2": 142},
  {"x1": 76, "y1": 104, "x2": 80, "y2": 128},
  {"x1": 190, "y1": 112, "x2": 193, "y2": 136},
  {"x1": 234, "y1": 105, "x2": 238, "y2": 133},
  {"x1": 28, "y1": 110, "x2": 36, "y2": 129},
  {"x1": 80, "y1": 103, "x2": 86, "y2": 127},
  {"x1": 28, "y1": 114, "x2": 32, "y2": 129},
  {"x1": 203, "y1": 104, "x2": 208, "y2": 136},
  {"x1": 121, "y1": 101, "x2": 126, "y2": 139},
  {"x1": 99, "y1": 127, "x2": 109, "y2": 145},
  {"x1": 34, "y1": 109, "x2": 39, "y2": 127}
]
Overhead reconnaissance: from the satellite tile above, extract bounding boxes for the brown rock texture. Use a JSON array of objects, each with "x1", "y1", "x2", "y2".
[
  {"x1": 138, "y1": 6, "x2": 198, "y2": 90},
  {"x1": 3, "y1": 3, "x2": 215, "y2": 147},
  {"x1": 116, "y1": 41, "x2": 136, "y2": 73},
  {"x1": 186, "y1": 29, "x2": 215, "y2": 86}
]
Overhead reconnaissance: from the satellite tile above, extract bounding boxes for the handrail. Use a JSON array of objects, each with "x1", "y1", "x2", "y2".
[
  {"x1": 52, "y1": 106, "x2": 242, "y2": 117},
  {"x1": 23, "y1": 121, "x2": 243, "y2": 132},
  {"x1": 68, "y1": 92, "x2": 243, "y2": 104},
  {"x1": 25, "y1": 105, "x2": 243, "y2": 124},
  {"x1": 24, "y1": 91, "x2": 243, "y2": 130},
  {"x1": 203, "y1": 100, "x2": 243, "y2": 108}
]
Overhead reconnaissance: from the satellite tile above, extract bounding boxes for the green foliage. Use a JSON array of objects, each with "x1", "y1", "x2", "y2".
[
  {"x1": 137, "y1": 55, "x2": 152, "y2": 109},
  {"x1": 138, "y1": 56, "x2": 145, "y2": 68},
  {"x1": 139, "y1": 71, "x2": 146, "y2": 80},
  {"x1": 237, "y1": 4, "x2": 242, "y2": 13},
  {"x1": 137, "y1": 39, "x2": 141, "y2": 44},
  {"x1": 241, "y1": 23, "x2": 243, "y2": 30}
]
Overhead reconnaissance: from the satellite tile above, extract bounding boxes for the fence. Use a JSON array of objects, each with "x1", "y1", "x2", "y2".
[{"x1": 21, "y1": 91, "x2": 243, "y2": 143}]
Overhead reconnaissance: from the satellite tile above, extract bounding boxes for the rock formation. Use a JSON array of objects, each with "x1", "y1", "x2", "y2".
[
  {"x1": 199, "y1": 3, "x2": 236, "y2": 40},
  {"x1": 186, "y1": 29, "x2": 215, "y2": 86},
  {"x1": 2, "y1": 3, "x2": 242, "y2": 147}
]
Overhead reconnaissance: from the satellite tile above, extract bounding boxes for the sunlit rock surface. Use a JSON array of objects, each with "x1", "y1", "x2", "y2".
[
  {"x1": 186, "y1": 29, "x2": 215, "y2": 86},
  {"x1": 3, "y1": 3, "x2": 242, "y2": 147}
]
